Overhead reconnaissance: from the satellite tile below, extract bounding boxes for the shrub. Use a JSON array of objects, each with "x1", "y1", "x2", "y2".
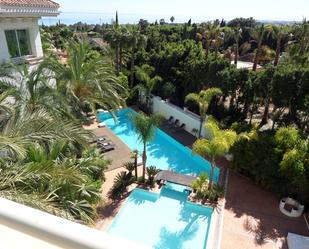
[
  {"x1": 231, "y1": 127, "x2": 309, "y2": 205},
  {"x1": 108, "y1": 171, "x2": 131, "y2": 199},
  {"x1": 146, "y1": 166, "x2": 160, "y2": 184}
]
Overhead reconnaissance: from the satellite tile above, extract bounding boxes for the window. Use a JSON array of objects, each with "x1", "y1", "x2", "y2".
[{"x1": 5, "y1": 29, "x2": 32, "y2": 58}]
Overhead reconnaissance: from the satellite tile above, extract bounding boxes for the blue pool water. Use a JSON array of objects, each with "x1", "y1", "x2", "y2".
[
  {"x1": 97, "y1": 108, "x2": 219, "y2": 181},
  {"x1": 108, "y1": 185, "x2": 213, "y2": 249}
]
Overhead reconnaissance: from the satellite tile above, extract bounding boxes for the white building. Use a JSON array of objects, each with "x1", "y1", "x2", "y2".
[{"x1": 0, "y1": 0, "x2": 59, "y2": 64}]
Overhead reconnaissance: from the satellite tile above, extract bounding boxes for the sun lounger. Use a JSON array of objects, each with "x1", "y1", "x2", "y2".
[
  {"x1": 168, "y1": 119, "x2": 179, "y2": 128},
  {"x1": 173, "y1": 123, "x2": 185, "y2": 133},
  {"x1": 100, "y1": 143, "x2": 116, "y2": 153},
  {"x1": 97, "y1": 140, "x2": 116, "y2": 153},
  {"x1": 98, "y1": 122, "x2": 106, "y2": 128},
  {"x1": 97, "y1": 140, "x2": 114, "y2": 147},
  {"x1": 164, "y1": 116, "x2": 174, "y2": 126},
  {"x1": 89, "y1": 135, "x2": 107, "y2": 144}
]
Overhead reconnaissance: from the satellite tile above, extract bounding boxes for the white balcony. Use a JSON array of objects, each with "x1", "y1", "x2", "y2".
[{"x1": 0, "y1": 198, "x2": 149, "y2": 249}]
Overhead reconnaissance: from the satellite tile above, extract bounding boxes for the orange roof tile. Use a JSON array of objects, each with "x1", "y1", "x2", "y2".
[{"x1": 0, "y1": 0, "x2": 59, "y2": 8}]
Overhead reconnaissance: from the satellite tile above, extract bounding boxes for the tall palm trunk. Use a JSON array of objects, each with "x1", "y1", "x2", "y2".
[
  {"x1": 130, "y1": 49, "x2": 135, "y2": 87},
  {"x1": 260, "y1": 97, "x2": 270, "y2": 127},
  {"x1": 134, "y1": 153, "x2": 138, "y2": 179},
  {"x1": 198, "y1": 116, "x2": 204, "y2": 138},
  {"x1": 253, "y1": 40, "x2": 262, "y2": 71},
  {"x1": 115, "y1": 43, "x2": 120, "y2": 75},
  {"x1": 274, "y1": 38, "x2": 281, "y2": 66},
  {"x1": 142, "y1": 143, "x2": 147, "y2": 179},
  {"x1": 208, "y1": 158, "x2": 215, "y2": 189},
  {"x1": 205, "y1": 42, "x2": 209, "y2": 60},
  {"x1": 214, "y1": 44, "x2": 219, "y2": 59},
  {"x1": 119, "y1": 45, "x2": 123, "y2": 72},
  {"x1": 234, "y1": 42, "x2": 239, "y2": 66}
]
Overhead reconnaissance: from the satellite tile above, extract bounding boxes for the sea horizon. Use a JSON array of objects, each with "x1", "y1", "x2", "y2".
[{"x1": 40, "y1": 12, "x2": 300, "y2": 26}]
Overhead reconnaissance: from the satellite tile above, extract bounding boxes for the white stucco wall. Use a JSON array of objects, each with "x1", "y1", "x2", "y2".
[
  {"x1": 0, "y1": 17, "x2": 43, "y2": 63},
  {"x1": 152, "y1": 96, "x2": 208, "y2": 137}
]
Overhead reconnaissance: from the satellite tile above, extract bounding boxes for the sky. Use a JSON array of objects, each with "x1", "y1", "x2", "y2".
[{"x1": 46, "y1": 0, "x2": 309, "y2": 24}]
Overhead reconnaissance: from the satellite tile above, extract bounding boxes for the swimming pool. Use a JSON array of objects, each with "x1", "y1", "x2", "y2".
[
  {"x1": 108, "y1": 184, "x2": 213, "y2": 249},
  {"x1": 97, "y1": 108, "x2": 219, "y2": 180}
]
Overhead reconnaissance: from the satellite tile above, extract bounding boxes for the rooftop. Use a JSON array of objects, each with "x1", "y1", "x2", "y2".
[
  {"x1": 0, "y1": 0, "x2": 59, "y2": 8},
  {"x1": 0, "y1": 0, "x2": 59, "y2": 17}
]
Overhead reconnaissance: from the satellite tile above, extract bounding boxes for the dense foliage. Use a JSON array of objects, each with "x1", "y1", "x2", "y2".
[
  {"x1": 231, "y1": 127, "x2": 309, "y2": 205},
  {"x1": 6, "y1": 16, "x2": 308, "y2": 212},
  {"x1": 0, "y1": 39, "x2": 126, "y2": 223}
]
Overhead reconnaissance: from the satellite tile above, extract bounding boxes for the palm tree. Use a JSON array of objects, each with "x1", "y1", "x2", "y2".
[
  {"x1": 250, "y1": 25, "x2": 268, "y2": 71},
  {"x1": 0, "y1": 62, "x2": 60, "y2": 114},
  {"x1": 130, "y1": 149, "x2": 139, "y2": 179},
  {"x1": 192, "y1": 117, "x2": 237, "y2": 188},
  {"x1": 127, "y1": 26, "x2": 147, "y2": 87},
  {"x1": 135, "y1": 64, "x2": 162, "y2": 114},
  {"x1": 211, "y1": 26, "x2": 225, "y2": 59},
  {"x1": 192, "y1": 172, "x2": 209, "y2": 197},
  {"x1": 129, "y1": 112, "x2": 162, "y2": 180},
  {"x1": 185, "y1": 88, "x2": 222, "y2": 138},
  {"x1": 196, "y1": 22, "x2": 212, "y2": 59},
  {"x1": 0, "y1": 139, "x2": 108, "y2": 224},
  {"x1": 294, "y1": 19, "x2": 309, "y2": 56},
  {"x1": 231, "y1": 27, "x2": 243, "y2": 66},
  {"x1": 0, "y1": 108, "x2": 90, "y2": 159},
  {"x1": 49, "y1": 40, "x2": 128, "y2": 118},
  {"x1": 146, "y1": 166, "x2": 160, "y2": 184},
  {"x1": 268, "y1": 25, "x2": 291, "y2": 66}
]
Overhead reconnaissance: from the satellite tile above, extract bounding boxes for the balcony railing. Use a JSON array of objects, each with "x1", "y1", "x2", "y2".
[{"x1": 0, "y1": 198, "x2": 149, "y2": 249}]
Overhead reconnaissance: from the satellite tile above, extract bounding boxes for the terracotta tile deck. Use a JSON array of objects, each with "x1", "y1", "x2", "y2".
[{"x1": 222, "y1": 171, "x2": 309, "y2": 249}]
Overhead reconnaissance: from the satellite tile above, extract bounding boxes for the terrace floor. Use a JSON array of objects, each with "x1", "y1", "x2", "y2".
[
  {"x1": 221, "y1": 170, "x2": 309, "y2": 249},
  {"x1": 84, "y1": 123, "x2": 132, "y2": 171}
]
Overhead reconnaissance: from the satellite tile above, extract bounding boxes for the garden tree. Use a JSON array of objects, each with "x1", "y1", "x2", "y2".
[
  {"x1": 192, "y1": 172, "x2": 209, "y2": 197},
  {"x1": 185, "y1": 88, "x2": 222, "y2": 138},
  {"x1": 49, "y1": 40, "x2": 128, "y2": 119},
  {"x1": 255, "y1": 65, "x2": 275, "y2": 127},
  {"x1": 0, "y1": 107, "x2": 90, "y2": 159},
  {"x1": 130, "y1": 112, "x2": 162, "y2": 180},
  {"x1": 123, "y1": 162, "x2": 135, "y2": 178},
  {"x1": 40, "y1": 27, "x2": 53, "y2": 53},
  {"x1": 42, "y1": 25, "x2": 73, "y2": 50},
  {"x1": 118, "y1": 26, "x2": 130, "y2": 72},
  {"x1": 272, "y1": 64, "x2": 309, "y2": 124},
  {"x1": 209, "y1": 23, "x2": 225, "y2": 59},
  {"x1": 0, "y1": 62, "x2": 72, "y2": 118},
  {"x1": 146, "y1": 166, "x2": 160, "y2": 184},
  {"x1": 286, "y1": 20, "x2": 309, "y2": 66},
  {"x1": 231, "y1": 27, "x2": 242, "y2": 65},
  {"x1": 294, "y1": 19, "x2": 309, "y2": 56},
  {"x1": 130, "y1": 149, "x2": 139, "y2": 178},
  {"x1": 268, "y1": 25, "x2": 291, "y2": 66},
  {"x1": 127, "y1": 26, "x2": 147, "y2": 87},
  {"x1": 0, "y1": 102, "x2": 109, "y2": 223},
  {"x1": 250, "y1": 24, "x2": 269, "y2": 71},
  {"x1": 193, "y1": 117, "x2": 237, "y2": 188},
  {"x1": 275, "y1": 127, "x2": 309, "y2": 202},
  {"x1": 104, "y1": 24, "x2": 122, "y2": 74},
  {"x1": 134, "y1": 64, "x2": 162, "y2": 113},
  {"x1": 159, "y1": 19, "x2": 165, "y2": 25},
  {"x1": 227, "y1": 17, "x2": 257, "y2": 30},
  {"x1": 196, "y1": 22, "x2": 212, "y2": 59},
  {"x1": 170, "y1": 16, "x2": 175, "y2": 23}
]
